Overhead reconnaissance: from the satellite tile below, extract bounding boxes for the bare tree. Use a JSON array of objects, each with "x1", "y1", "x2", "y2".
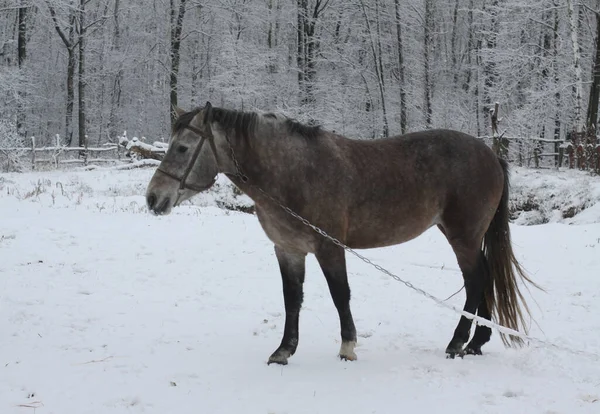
[
  {"x1": 568, "y1": 0, "x2": 584, "y2": 133},
  {"x1": 359, "y1": 0, "x2": 388, "y2": 137},
  {"x1": 170, "y1": 0, "x2": 188, "y2": 126},
  {"x1": 586, "y1": 2, "x2": 600, "y2": 133},
  {"x1": 16, "y1": 0, "x2": 28, "y2": 137},
  {"x1": 297, "y1": 0, "x2": 329, "y2": 122},
  {"x1": 393, "y1": 0, "x2": 407, "y2": 134},
  {"x1": 423, "y1": 0, "x2": 433, "y2": 128},
  {"x1": 46, "y1": 0, "x2": 77, "y2": 146}
]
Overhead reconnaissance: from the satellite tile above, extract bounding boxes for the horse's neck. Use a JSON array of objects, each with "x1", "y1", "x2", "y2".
[{"x1": 225, "y1": 126, "x2": 310, "y2": 201}]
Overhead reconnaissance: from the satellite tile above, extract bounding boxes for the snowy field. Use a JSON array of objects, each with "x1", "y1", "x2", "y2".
[{"x1": 1, "y1": 166, "x2": 600, "y2": 414}]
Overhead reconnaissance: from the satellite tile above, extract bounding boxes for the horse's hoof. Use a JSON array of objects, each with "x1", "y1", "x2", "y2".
[
  {"x1": 339, "y1": 352, "x2": 357, "y2": 361},
  {"x1": 267, "y1": 348, "x2": 291, "y2": 365},
  {"x1": 339, "y1": 341, "x2": 357, "y2": 361},
  {"x1": 445, "y1": 348, "x2": 465, "y2": 359},
  {"x1": 464, "y1": 345, "x2": 483, "y2": 356},
  {"x1": 267, "y1": 355, "x2": 288, "y2": 365}
]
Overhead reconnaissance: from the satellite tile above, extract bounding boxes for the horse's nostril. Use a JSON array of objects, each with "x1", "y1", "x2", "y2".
[
  {"x1": 156, "y1": 197, "x2": 170, "y2": 214},
  {"x1": 147, "y1": 193, "x2": 157, "y2": 210}
]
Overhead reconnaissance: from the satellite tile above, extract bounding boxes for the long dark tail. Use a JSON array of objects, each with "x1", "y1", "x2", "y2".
[{"x1": 483, "y1": 158, "x2": 542, "y2": 347}]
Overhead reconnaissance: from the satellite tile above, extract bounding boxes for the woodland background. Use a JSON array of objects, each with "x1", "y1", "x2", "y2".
[{"x1": 2, "y1": 0, "x2": 600, "y2": 167}]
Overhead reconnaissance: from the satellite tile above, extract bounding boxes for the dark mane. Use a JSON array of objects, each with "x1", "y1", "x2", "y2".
[
  {"x1": 284, "y1": 118, "x2": 321, "y2": 140},
  {"x1": 207, "y1": 107, "x2": 259, "y2": 141},
  {"x1": 174, "y1": 105, "x2": 321, "y2": 140}
]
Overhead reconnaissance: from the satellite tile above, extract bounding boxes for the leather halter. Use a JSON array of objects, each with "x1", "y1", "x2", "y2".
[{"x1": 156, "y1": 124, "x2": 220, "y2": 196}]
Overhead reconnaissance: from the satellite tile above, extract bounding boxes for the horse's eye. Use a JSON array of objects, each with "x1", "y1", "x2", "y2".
[{"x1": 177, "y1": 145, "x2": 188, "y2": 154}]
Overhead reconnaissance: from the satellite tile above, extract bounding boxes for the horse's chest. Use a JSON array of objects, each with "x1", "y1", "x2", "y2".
[{"x1": 255, "y1": 205, "x2": 317, "y2": 253}]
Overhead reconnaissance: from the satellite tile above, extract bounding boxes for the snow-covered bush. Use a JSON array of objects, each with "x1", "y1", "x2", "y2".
[{"x1": 0, "y1": 120, "x2": 27, "y2": 172}]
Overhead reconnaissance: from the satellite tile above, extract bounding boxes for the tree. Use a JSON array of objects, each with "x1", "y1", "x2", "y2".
[
  {"x1": 46, "y1": 0, "x2": 77, "y2": 146},
  {"x1": 16, "y1": 0, "x2": 28, "y2": 137},
  {"x1": 393, "y1": 0, "x2": 407, "y2": 134},
  {"x1": 297, "y1": 0, "x2": 329, "y2": 122},
  {"x1": 170, "y1": 0, "x2": 188, "y2": 126}
]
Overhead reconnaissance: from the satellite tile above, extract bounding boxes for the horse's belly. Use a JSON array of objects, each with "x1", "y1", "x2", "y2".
[{"x1": 345, "y1": 209, "x2": 440, "y2": 249}]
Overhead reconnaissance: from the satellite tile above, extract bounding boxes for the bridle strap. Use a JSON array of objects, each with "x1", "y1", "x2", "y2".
[{"x1": 156, "y1": 124, "x2": 220, "y2": 194}]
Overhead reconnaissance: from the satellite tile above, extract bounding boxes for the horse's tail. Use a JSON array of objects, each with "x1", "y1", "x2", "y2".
[{"x1": 483, "y1": 158, "x2": 541, "y2": 347}]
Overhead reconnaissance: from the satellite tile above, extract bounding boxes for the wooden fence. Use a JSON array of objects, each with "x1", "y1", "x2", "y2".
[
  {"x1": 484, "y1": 103, "x2": 599, "y2": 172},
  {"x1": 1, "y1": 134, "x2": 122, "y2": 171},
  {"x1": 478, "y1": 135, "x2": 568, "y2": 169}
]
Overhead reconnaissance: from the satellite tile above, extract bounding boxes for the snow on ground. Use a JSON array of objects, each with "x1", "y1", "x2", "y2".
[
  {"x1": 1, "y1": 166, "x2": 600, "y2": 414},
  {"x1": 510, "y1": 166, "x2": 600, "y2": 225}
]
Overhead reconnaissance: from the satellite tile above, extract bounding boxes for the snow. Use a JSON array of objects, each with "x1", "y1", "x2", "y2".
[
  {"x1": 510, "y1": 166, "x2": 600, "y2": 225},
  {"x1": 1, "y1": 166, "x2": 600, "y2": 413}
]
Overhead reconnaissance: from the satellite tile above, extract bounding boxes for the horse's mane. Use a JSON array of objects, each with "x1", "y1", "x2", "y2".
[{"x1": 173, "y1": 105, "x2": 321, "y2": 141}]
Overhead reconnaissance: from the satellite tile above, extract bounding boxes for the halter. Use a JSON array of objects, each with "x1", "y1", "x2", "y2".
[{"x1": 156, "y1": 123, "x2": 221, "y2": 202}]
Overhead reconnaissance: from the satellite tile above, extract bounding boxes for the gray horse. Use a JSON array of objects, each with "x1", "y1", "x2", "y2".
[{"x1": 145, "y1": 102, "x2": 539, "y2": 365}]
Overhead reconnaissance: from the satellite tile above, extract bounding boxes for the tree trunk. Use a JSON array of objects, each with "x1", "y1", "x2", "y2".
[
  {"x1": 47, "y1": 1, "x2": 76, "y2": 146},
  {"x1": 567, "y1": 0, "x2": 584, "y2": 133},
  {"x1": 17, "y1": 0, "x2": 27, "y2": 137},
  {"x1": 170, "y1": 0, "x2": 188, "y2": 126},
  {"x1": 586, "y1": 10, "x2": 600, "y2": 133},
  {"x1": 297, "y1": 0, "x2": 306, "y2": 106},
  {"x1": 394, "y1": 0, "x2": 407, "y2": 134},
  {"x1": 78, "y1": 0, "x2": 87, "y2": 149},
  {"x1": 463, "y1": 0, "x2": 475, "y2": 92},
  {"x1": 359, "y1": 0, "x2": 388, "y2": 137},
  {"x1": 451, "y1": 0, "x2": 460, "y2": 86},
  {"x1": 375, "y1": 0, "x2": 388, "y2": 137},
  {"x1": 553, "y1": 1, "x2": 561, "y2": 165},
  {"x1": 423, "y1": 0, "x2": 433, "y2": 127},
  {"x1": 297, "y1": 0, "x2": 327, "y2": 120},
  {"x1": 66, "y1": 46, "x2": 75, "y2": 146},
  {"x1": 483, "y1": 0, "x2": 499, "y2": 115},
  {"x1": 267, "y1": 0, "x2": 274, "y2": 49},
  {"x1": 108, "y1": 0, "x2": 123, "y2": 141}
]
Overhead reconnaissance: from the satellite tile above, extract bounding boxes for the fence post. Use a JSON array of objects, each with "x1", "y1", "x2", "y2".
[
  {"x1": 84, "y1": 134, "x2": 89, "y2": 166},
  {"x1": 31, "y1": 136, "x2": 36, "y2": 170},
  {"x1": 558, "y1": 146, "x2": 564, "y2": 168},
  {"x1": 54, "y1": 134, "x2": 60, "y2": 168}
]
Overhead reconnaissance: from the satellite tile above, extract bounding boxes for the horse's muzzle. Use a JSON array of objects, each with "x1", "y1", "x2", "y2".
[{"x1": 146, "y1": 192, "x2": 171, "y2": 215}]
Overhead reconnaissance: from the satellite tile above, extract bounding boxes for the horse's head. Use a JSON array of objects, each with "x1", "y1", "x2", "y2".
[{"x1": 146, "y1": 102, "x2": 219, "y2": 215}]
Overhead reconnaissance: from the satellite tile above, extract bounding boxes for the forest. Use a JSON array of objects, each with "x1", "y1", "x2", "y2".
[{"x1": 2, "y1": 0, "x2": 600, "y2": 167}]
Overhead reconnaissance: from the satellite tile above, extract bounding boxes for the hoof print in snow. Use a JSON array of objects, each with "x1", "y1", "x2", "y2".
[{"x1": 503, "y1": 390, "x2": 524, "y2": 398}]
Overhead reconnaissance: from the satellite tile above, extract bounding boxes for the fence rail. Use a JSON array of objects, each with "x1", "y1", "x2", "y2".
[
  {"x1": 2, "y1": 131, "x2": 600, "y2": 174},
  {"x1": 0, "y1": 135, "x2": 122, "y2": 171}
]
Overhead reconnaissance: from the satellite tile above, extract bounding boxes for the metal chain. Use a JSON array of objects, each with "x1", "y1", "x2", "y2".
[{"x1": 221, "y1": 134, "x2": 600, "y2": 361}]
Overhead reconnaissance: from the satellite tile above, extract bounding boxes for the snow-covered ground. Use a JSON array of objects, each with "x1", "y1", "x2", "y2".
[
  {"x1": 510, "y1": 166, "x2": 600, "y2": 225},
  {"x1": 1, "y1": 166, "x2": 599, "y2": 413}
]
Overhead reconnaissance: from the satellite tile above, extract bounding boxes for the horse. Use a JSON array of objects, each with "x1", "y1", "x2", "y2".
[{"x1": 145, "y1": 102, "x2": 539, "y2": 365}]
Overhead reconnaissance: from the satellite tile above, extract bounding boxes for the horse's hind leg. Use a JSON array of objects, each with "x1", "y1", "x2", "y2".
[
  {"x1": 315, "y1": 243, "x2": 357, "y2": 361},
  {"x1": 464, "y1": 255, "x2": 493, "y2": 355},
  {"x1": 443, "y1": 234, "x2": 487, "y2": 358},
  {"x1": 268, "y1": 245, "x2": 306, "y2": 365}
]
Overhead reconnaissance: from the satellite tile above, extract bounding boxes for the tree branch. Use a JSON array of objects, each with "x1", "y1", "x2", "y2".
[{"x1": 46, "y1": 2, "x2": 72, "y2": 48}]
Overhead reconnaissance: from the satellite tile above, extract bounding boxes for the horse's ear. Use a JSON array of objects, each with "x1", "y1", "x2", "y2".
[
  {"x1": 203, "y1": 101, "x2": 213, "y2": 123},
  {"x1": 172, "y1": 105, "x2": 186, "y2": 119}
]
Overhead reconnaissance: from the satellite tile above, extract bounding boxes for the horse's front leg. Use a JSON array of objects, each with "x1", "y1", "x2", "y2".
[
  {"x1": 315, "y1": 243, "x2": 357, "y2": 361},
  {"x1": 268, "y1": 245, "x2": 306, "y2": 365}
]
